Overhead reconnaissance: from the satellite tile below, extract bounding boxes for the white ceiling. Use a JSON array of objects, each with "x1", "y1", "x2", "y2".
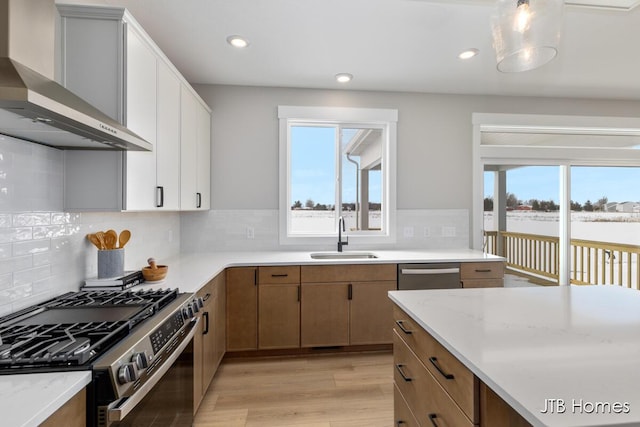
[{"x1": 55, "y1": 0, "x2": 640, "y2": 100}]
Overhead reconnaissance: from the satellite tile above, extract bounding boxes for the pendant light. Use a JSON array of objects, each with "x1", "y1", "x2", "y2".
[{"x1": 491, "y1": 0, "x2": 564, "y2": 72}]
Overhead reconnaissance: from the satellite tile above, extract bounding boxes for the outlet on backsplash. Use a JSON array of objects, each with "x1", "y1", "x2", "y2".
[
  {"x1": 246, "y1": 226, "x2": 255, "y2": 239},
  {"x1": 442, "y1": 226, "x2": 456, "y2": 237},
  {"x1": 403, "y1": 226, "x2": 414, "y2": 238}
]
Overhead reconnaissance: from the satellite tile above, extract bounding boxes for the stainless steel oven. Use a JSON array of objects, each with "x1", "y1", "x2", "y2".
[
  {"x1": 92, "y1": 293, "x2": 199, "y2": 427},
  {"x1": 0, "y1": 289, "x2": 203, "y2": 427}
]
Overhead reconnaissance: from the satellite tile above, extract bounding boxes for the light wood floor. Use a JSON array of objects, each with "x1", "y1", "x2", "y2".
[{"x1": 193, "y1": 351, "x2": 394, "y2": 427}]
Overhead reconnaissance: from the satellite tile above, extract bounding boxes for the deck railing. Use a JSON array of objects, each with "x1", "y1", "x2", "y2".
[{"x1": 483, "y1": 231, "x2": 640, "y2": 289}]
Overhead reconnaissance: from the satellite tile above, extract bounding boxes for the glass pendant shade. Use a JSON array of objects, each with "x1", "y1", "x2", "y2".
[{"x1": 491, "y1": 0, "x2": 564, "y2": 72}]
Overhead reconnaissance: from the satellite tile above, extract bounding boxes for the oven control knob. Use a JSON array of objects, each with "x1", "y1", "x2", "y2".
[
  {"x1": 192, "y1": 300, "x2": 200, "y2": 313},
  {"x1": 196, "y1": 297, "x2": 204, "y2": 309},
  {"x1": 118, "y1": 363, "x2": 139, "y2": 384},
  {"x1": 182, "y1": 305, "x2": 195, "y2": 320},
  {"x1": 131, "y1": 351, "x2": 149, "y2": 370}
]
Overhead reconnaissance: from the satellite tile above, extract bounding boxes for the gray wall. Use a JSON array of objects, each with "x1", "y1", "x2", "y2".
[{"x1": 194, "y1": 84, "x2": 640, "y2": 212}]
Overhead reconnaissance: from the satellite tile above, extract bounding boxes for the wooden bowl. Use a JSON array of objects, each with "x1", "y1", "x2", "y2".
[{"x1": 142, "y1": 265, "x2": 168, "y2": 282}]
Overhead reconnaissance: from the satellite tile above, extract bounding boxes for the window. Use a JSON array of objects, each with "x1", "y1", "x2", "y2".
[
  {"x1": 473, "y1": 113, "x2": 640, "y2": 285},
  {"x1": 278, "y1": 106, "x2": 397, "y2": 246}
]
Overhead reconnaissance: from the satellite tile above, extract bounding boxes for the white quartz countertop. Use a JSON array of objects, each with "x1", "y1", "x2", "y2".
[
  {"x1": 137, "y1": 248, "x2": 502, "y2": 293},
  {"x1": 0, "y1": 371, "x2": 91, "y2": 427},
  {"x1": 389, "y1": 286, "x2": 640, "y2": 427}
]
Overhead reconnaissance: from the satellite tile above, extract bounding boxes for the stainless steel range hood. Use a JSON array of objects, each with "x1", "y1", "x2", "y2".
[{"x1": 0, "y1": 0, "x2": 151, "y2": 151}]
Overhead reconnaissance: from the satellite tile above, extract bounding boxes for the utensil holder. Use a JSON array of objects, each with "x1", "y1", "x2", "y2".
[{"x1": 98, "y1": 249, "x2": 125, "y2": 278}]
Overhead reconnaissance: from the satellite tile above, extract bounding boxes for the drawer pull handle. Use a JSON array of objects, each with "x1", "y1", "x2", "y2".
[
  {"x1": 396, "y1": 422, "x2": 406, "y2": 426},
  {"x1": 202, "y1": 292, "x2": 211, "y2": 302},
  {"x1": 428, "y1": 413, "x2": 439, "y2": 427},
  {"x1": 429, "y1": 357, "x2": 455, "y2": 380},
  {"x1": 475, "y1": 268, "x2": 492, "y2": 273},
  {"x1": 271, "y1": 274, "x2": 289, "y2": 277},
  {"x1": 203, "y1": 312, "x2": 210, "y2": 335},
  {"x1": 395, "y1": 364, "x2": 412, "y2": 382},
  {"x1": 395, "y1": 320, "x2": 412, "y2": 335}
]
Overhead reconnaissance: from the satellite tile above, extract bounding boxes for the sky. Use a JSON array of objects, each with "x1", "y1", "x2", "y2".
[{"x1": 484, "y1": 166, "x2": 640, "y2": 204}]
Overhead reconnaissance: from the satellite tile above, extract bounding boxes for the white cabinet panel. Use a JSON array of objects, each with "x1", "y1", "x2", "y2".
[
  {"x1": 156, "y1": 61, "x2": 181, "y2": 210},
  {"x1": 122, "y1": 24, "x2": 157, "y2": 211},
  {"x1": 180, "y1": 87, "x2": 198, "y2": 210}
]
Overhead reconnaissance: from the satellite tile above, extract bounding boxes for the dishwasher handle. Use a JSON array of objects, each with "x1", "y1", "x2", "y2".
[{"x1": 400, "y1": 268, "x2": 460, "y2": 275}]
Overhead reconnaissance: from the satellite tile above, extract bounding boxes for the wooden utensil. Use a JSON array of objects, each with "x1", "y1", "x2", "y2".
[
  {"x1": 104, "y1": 229, "x2": 118, "y2": 249},
  {"x1": 95, "y1": 231, "x2": 107, "y2": 250},
  {"x1": 86, "y1": 233, "x2": 102, "y2": 249},
  {"x1": 119, "y1": 229, "x2": 131, "y2": 248}
]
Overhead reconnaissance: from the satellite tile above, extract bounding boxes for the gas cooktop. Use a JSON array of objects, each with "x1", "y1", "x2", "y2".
[{"x1": 0, "y1": 288, "x2": 178, "y2": 373}]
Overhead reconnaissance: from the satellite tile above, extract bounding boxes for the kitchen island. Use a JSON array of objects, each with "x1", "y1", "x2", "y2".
[{"x1": 389, "y1": 286, "x2": 640, "y2": 427}]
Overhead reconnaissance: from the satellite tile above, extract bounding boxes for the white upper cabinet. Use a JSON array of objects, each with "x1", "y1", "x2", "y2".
[
  {"x1": 180, "y1": 86, "x2": 211, "y2": 210},
  {"x1": 58, "y1": 5, "x2": 210, "y2": 212}
]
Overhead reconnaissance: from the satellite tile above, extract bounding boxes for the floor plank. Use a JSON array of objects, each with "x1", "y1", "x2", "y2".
[{"x1": 194, "y1": 352, "x2": 393, "y2": 427}]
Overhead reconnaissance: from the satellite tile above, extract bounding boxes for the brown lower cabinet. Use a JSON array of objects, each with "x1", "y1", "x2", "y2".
[
  {"x1": 194, "y1": 271, "x2": 226, "y2": 413},
  {"x1": 226, "y1": 267, "x2": 258, "y2": 351},
  {"x1": 301, "y1": 264, "x2": 397, "y2": 348},
  {"x1": 393, "y1": 303, "x2": 531, "y2": 427},
  {"x1": 40, "y1": 388, "x2": 85, "y2": 427}
]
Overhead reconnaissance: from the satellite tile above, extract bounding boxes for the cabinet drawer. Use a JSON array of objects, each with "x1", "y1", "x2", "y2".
[
  {"x1": 460, "y1": 262, "x2": 504, "y2": 279},
  {"x1": 259, "y1": 266, "x2": 300, "y2": 284},
  {"x1": 462, "y1": 278, "x2": 504, "y2": 288},
  {"x1": 393, "y1": 331, "x2": 474, "y2": 427},
  {"x1": 393, "y1": 306, "x2": 479, "y2": 423},
  {"x1": 394, "y1": 384, "x2": 419, "y2": 427},
  {"x1": 301, "y1": 264, "x2": 396, "y2": 282}
]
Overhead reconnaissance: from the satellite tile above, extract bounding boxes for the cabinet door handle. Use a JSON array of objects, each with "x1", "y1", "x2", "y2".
[
  {"x1": 196, "y1": 192, "x2": 202, "y2": 208},
  {"x1": 395, "y1": 364, "x2": 412, "y2": 382},
  {"x1": 396, "y1": 422, "x2": 406, "y2": 426},
  {"x1": 429, "y1": 357, "x2": 455, "y2": 380},
  {"x1": 475, "y1": 268, "x2": 492, "y2": 273},
  {"x1": 428, "y1": 413, "x2": 439, "y2": 427},
  {"x1": 271, "y1": 274, "x2": 288, "y2": 277},
  {"x1": 297, "y1": 286, "x2": 301, "y2": 302},
  {"x1": 156, "y1": 186, "x2": 164, "y2": 208},
  {"x1": 203, "y1": 312, "x2": 209, "y2": 335},
  {"x1": 395, "y1": 320, "x2": 412, "y2": 335}
]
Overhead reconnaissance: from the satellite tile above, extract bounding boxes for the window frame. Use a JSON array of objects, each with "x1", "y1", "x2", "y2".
[{"x1": 278, "y1": 105, "x2": 398, "y2": 247}]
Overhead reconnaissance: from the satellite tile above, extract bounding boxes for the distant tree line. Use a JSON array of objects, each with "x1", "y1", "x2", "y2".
[
  {"x1": 291, "y1": 199, "x2": 381, "y2": 211},
  {"x1": 484, "y1": 193, "x2": 610, "y2": 212}
]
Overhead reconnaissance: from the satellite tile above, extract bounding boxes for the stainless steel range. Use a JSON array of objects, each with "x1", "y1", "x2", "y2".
[{"x1": 0, "y1": 288, "x2": 202, "y2": 427}]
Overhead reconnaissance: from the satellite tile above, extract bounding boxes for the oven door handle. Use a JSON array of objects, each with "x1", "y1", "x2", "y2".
[{"x1": 107, "y1": 317, "x2": 199, "y2": 423}]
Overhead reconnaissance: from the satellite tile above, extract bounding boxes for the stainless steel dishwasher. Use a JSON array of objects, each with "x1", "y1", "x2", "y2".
[{"x1": 398, "y1": 263, "x2": 462, "y2": 290}]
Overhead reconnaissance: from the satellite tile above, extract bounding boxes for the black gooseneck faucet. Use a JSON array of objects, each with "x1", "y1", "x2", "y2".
[{"x1": 337, "y1": 216, "x2": 348, "y2": 252}]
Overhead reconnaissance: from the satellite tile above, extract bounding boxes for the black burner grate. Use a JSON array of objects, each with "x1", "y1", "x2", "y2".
[{"x1": 0, "y1": 288, "x2": 178, "y2": 373}]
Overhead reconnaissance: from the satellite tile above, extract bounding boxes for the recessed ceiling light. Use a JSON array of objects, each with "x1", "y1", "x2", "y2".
[
  {"x1": 458, "y1": 48, "x2": 479, "y2": 60},
  {"x1": 226, "y1": 35, "x2": 249, "y2": 48},
  {"x1": 335, "y1": 73, "x2": 353, "y2": 83}
]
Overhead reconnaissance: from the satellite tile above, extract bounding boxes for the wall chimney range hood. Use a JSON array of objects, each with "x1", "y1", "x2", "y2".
[{"x1": 0, "y1": 0, "x2": 151, "y2": 151}]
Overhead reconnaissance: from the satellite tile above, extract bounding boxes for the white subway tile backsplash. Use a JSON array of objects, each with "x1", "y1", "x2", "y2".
[
  {"x1": 0, "y1": 214, "x2": 11, "y2": 228},
  {"x1": 12, "y1": 240, "x2": 51, "y2": 256},
  {"x1": 0, "y1": 243, "x2": 11, "y2": 259},
  {"x1": 180, "y1": 209, "x2": 470, "y2": 253},
  {"x1": 12, "y1": 213, "x2": 51, "y2": 226},
  {"x1": 0, "y1": 273, "x2": 12, "y2": 290},
  {"x1": 0, "y1": 227, "x2": 32, "y2": 243},
  {"x1": 0, "y1": 136, "x2": 181, "y2": 315}
]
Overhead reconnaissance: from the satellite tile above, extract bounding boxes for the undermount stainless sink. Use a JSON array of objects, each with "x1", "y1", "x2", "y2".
[{"x1": 309, "y1": 251, "x2": 378, "y2": 260}]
